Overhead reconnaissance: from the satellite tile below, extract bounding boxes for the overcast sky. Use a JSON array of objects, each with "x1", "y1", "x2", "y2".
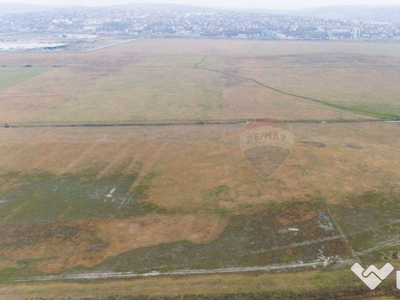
[{"x1": 0, "y1": 0, "x2": 400, "y2": 10}]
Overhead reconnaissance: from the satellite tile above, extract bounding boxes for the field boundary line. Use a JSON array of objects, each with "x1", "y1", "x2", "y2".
[
  {"x1": 193, "y1": 64, "x2": 400, "y2": 120},
  {"x1": 292, "y1": 146, "x2": 361, "y2": 263},
  {"x1": 83, "y1": 39, "x2": 136, "y2": 52},
  {"x1": 3, "y1": 118, "x2": 400, "y2": 129}
]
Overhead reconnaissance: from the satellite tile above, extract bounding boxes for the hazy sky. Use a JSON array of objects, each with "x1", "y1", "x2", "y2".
[{"x1": 1, "y1": 0, "x2": 400, "y2": 10}]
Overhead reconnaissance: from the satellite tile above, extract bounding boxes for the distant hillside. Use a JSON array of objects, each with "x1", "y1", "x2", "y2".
[
  {"x1": 1, "y1": 3, "x2": 400, "y2": 24},
  {"x1": 108, "y1": 3, "x2": 210, "y2": 11},
  {"x1": 0, "y1": 3, "x2": 56, "y2": 15},
  {"x1": 0, "y1": 3, "x2": 212, "y2": 15},
  {"x1": 272, "y1": 5, "x2": 400, "y2": 23}
]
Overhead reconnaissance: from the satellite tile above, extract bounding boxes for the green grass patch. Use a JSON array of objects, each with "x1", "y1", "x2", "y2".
[
  {"x1": 89, "y1": 200, "x2": 347, "y2": 273},
  {"x1": 0, "y1": 168, "x2": 156, "y2": 225},
  {"x1": 0, "y1": 267, "x2": 43, "y2": 283},
  {"x1": 332, "y1": 190, "x2": 400, "y2": 253},
  {"x1": 0, "y1": 67, "x2": 49, "y2": 91}
]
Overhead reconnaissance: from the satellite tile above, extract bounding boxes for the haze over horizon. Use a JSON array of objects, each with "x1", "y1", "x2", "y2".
[{"x1": 0, "y1": 0, "x2": 400, "y2": 10}]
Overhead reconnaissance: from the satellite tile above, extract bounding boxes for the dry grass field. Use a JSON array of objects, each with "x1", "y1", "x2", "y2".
[{"x1": 1, "y1": 38, "x2": 400, "y2": 298}]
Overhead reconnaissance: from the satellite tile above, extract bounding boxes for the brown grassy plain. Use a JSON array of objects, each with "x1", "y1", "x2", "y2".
[{"x1": 1, "y1": 39, "x2": 400, "y2": 298}]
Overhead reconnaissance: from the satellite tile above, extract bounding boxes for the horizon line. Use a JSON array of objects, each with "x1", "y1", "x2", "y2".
[{"x1": 0, "y1": 2, "x2": 399, "y2": 11}]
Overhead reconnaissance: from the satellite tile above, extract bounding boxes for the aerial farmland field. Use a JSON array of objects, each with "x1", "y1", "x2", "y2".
[{"x1": 1, "y1": 38, "x2": 400, "y2": 299}]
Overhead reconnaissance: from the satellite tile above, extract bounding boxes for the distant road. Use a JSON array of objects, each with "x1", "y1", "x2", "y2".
[
  {"x1": 84, "y1": 39, "x2": 136, "y2": 52},
  {"x1": 3, "y1": 118, "x2": 400, "y2": 129}
]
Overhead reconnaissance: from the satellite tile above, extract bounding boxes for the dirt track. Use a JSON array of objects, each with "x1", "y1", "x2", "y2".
[
  {"x1": 3, "y1": 118, "x2": 399, "y2": 129},
  {"x1": 15, "y1": 260, "x2": 350, "y2": 282}
]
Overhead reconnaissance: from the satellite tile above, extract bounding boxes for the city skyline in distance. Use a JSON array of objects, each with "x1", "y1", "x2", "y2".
[{"x1": 0, "y1": 0, "x2": 400, "y2": 10}]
